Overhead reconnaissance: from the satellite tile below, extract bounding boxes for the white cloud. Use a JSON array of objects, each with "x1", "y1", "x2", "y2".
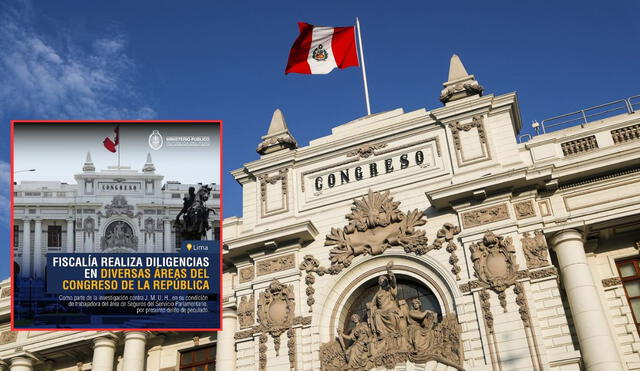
[{"x1": 0, "y1": 3, "x2": 156, "y2": 120}]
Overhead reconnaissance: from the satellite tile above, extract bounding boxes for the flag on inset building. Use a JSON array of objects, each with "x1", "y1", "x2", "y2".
[{"x1": 103, "y1": 125, "x2": 119, "y2": 153}]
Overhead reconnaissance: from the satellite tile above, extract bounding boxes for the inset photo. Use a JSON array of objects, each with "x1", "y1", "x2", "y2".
[{"x1": 10, "y1": 120, "x2": 222, "y2": 331}]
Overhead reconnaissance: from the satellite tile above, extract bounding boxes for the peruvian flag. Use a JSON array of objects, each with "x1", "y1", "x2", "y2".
[
  {"x1": 285, "y1": 22, "x2": 359, "y2": 75},
  {"x1": 103, "y1": 125, "x2": 119, "y2": 153}
]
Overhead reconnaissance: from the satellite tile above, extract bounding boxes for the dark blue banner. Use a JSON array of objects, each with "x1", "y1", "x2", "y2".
[{"x1": 13, "y1": 240, "x2": 220, "y2": 330}]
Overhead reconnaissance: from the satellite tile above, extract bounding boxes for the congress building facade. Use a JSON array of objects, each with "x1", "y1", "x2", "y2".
[{"x1": 2, "y1": 55, "x2": 640, "y2": 370}]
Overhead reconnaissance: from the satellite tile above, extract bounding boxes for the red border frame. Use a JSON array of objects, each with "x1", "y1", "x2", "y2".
[{"x1": 9, "y1": 120, "x2": 224, "y2": 332}]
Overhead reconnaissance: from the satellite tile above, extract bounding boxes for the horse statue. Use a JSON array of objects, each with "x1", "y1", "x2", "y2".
[{"x1": 175, "y1": 184, "x2": 215, "y2": 240}]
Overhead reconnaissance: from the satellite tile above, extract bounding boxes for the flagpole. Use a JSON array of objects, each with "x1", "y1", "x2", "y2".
[
  {"x1": 117, "y1": 126, "x2": 120, "y2": 172},
  {"x1": 356, "y1": 17, "x2": 371, "y2": 116}
]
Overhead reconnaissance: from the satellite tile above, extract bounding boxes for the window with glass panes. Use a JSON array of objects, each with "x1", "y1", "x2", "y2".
[
  {"x1": 13, "y1": 226, "x2": 19, "y2": 247},
  {"x1": 48, "y1": 225, "x2": 62, "y2": 247},
  {"x1": 179, "y1": 344, "x2": 216, "y2": 371},
  {"x1": 616, "y1": 258, "x2": 640, "y2": 331}
]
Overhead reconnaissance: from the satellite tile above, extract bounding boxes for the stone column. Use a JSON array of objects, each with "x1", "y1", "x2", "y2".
[
  {"x1": 122, "y1": 332, "x2": 147, "y2": 371},
  {"x1": 550, "y1": 229, "x2": 624, "y2": 370},
  {"x1": 91, "y1": 337, "x2": 116, "y2": 371},
  {"x1": 66, "y1": 218, "x2": 74, "y2": 253},
  {"x1": 21, "y1": 219, "x2": 31, "y2": 278},
  {"x1": 9, "y1": 357, "x2": 33, "y2": 371},
  {"x1": 163, "y1": 220, "x2": 172, "y2": 252},
  {"x1": 33, "y1": 219, "x2": 42, "y2": 279},
  {"x1": 216, "y1": 308, "x2": 238, "y2": 371}
]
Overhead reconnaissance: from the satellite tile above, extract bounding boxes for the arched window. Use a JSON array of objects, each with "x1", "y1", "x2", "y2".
[{"x1": 342, "y1": 275, "x2": 441, "y2": 332}]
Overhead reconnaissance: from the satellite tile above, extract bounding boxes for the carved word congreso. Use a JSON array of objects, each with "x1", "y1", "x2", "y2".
[{"x1": 314, "y1": 149, "x2": 429, "y2": 191}]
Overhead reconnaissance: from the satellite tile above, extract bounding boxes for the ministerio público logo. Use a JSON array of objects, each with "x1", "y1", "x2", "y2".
[{"x1": 148, "y1": 130, "x2": 164, "y2": 150}]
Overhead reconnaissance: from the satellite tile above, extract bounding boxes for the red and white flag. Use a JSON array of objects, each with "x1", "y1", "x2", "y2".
[
  {"x1": 285, "y1": 22, "x2": 359, "y2": 75},
  {"x1": 103, "y1": 125, "x2": 119, "y2": 153}
]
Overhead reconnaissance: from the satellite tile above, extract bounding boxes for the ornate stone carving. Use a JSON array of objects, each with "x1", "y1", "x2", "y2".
[
  {"x1": 346, "y1": 142, "x2": 387, "y2": 159},
  {"x1": 310, "y1": 190, "x2": 460, "y2": 275},
  {"x1": 83, "y1": 216, "x2": 95, "y2": 236},
  {"x1": 238, "y1": 294, "x2": 255, "y2": 329},
  {"x1": 300, "y1": 190, "x2": 460, "y2": 311},
  {"x1": 234, "y1": 282, "x2": 305, "y2": 370},
  {"x1": 448, "y1": 116, "x2": 486, "y2": 151},
  {"x1": 440, "y1": 78, "x2": 484, "y2": 104},
  {"x1": 521, "y1": 230, "x2": 549, "y2": 269},
  {"x1": 256, "y1": 135, "x2": 298, "y2": 155},
  {"x1": 234, "y1": 316, "x2": 312, "y2": 341},
  {"x1": 300, "y1": 190, "x2": 461, "y2": 313},
  {"x1": 0, "y1": 330, "x2": 17, "y2": 345},
  {"x1": 105, "y1": 195, "x2": 134, "y2": 218},
  {"x1": 514, "y1": 200, "x2": 536, "y2": 219},
  {"x1": 299, "y1": 255, "x2": 320, "y2": 312},
  {"x1": 479, "y1": 289, "x2": 494, "y2": 333},
  {"x1": 459, "y1": 280, "x2": 485, "y2": 293},
  {"x1": 461, "y1": 204, "x2": 509, "y2": 228},
  {"x1": 469, "y1": 231, "x2": 518, "y2": 311},
  {"x1": 513, "y1": 282, "x2": 530, "y2": 327},
  {"x1": 144, "y1": 217, "x2": 155, "y2": 239},
  {"x1": 258, "y1": 333, "x2": 268, "y2": 371},
  {"x1": 439, "y1": 223, "x2": 462, "y2": 280},
  {"x1": 528, "y1": 267, "x2": 558, "y2": 280},
  {"x1": 602, "y1": 277, "x2": 623, "y2": 287},
  {"x1": 256, "y1": 254, "x2": 295, "y2": 276},
  {"x1": 287, "y1": 328, "x2": 296, "y2": 369},
  {"x1": 100, "y1": 221, "x2": 138, "y2": 250},
  {"x1": 257, "y1": 280, "x2": 295, "y2": 369},
  {"x1": 320, "y1": 262, "x2": 463, "y2": 371},
  {"x1": 1, "y1": 287, "x2": 10, "y2": 298},
  {"x1": 259, "y1": 169, "x2": 289, "y2": 215},
  {"x1": 239, "y1": 266, "x2": 254, "y2": 283}
]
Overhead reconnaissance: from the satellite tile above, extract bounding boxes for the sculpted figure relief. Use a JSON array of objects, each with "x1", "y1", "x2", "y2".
[
  {"x1": 100, "y1": 221, "x2": 137, "y2": 250},
  {"x1": 337, "y1": 314, "x2": 372, "y2": 369},
  {"x1": 407, "y1": 298, "x2": 438, "y2": 351},
  {"x1": 521, "y1": 230, "x2": 549, "y2": 269},
  {"x1": 369, "y1": 262, "x2": 407, "y2": 340},
  {"x1": 320, "y1": 261, "x2": 463, "y2": 371}
]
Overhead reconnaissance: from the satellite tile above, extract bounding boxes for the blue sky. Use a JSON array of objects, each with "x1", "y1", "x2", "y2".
[{"x1": 0, "y1": 0, "x2": 639, "y2": 279}]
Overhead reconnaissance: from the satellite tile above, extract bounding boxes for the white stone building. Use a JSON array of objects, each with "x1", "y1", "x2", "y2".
[
  {"x1": 1, "y1": 56, "x2": 640, "y2": 371},
  {"x1": 12, "y1": 153, "x2": 221, "y2": 279},
  {"x1": 221, "y1": 56, "x2": 640, "y2": 371}
]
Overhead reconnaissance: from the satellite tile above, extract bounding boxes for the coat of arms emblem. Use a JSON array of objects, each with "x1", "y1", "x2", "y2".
[
  {"x1": 148, "y1": 130, "x2": 163, "y2": 150},
  {"x1": 312, "y1": 44, "x2": 328, "y2": 61}
]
